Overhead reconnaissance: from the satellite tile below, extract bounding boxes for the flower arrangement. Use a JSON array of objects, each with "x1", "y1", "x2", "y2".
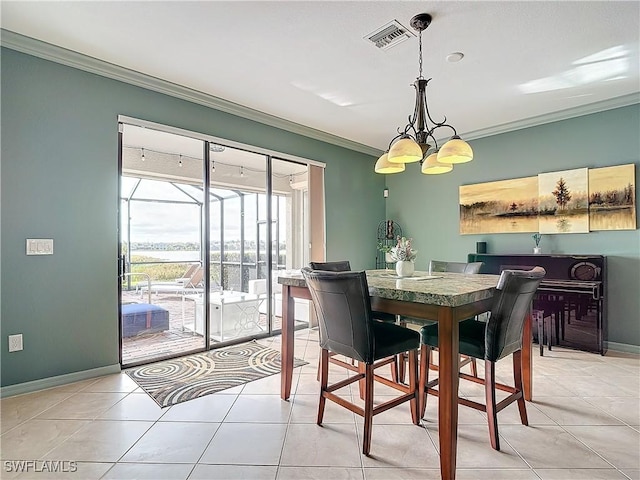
[
  {"x1": 389, "y1": 236, "x2": 417, "y2": 262},
  {"x1": 532, "y1": 233, "x2": 542, "y2": 247}
]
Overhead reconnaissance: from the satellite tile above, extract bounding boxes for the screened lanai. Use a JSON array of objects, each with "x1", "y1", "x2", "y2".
[
  {"x1": 119, "y1": 121, "x2": 316, "y2": 366},
  {"x1": 120, "y1": 178, "x2": 292, "y2": 292}
]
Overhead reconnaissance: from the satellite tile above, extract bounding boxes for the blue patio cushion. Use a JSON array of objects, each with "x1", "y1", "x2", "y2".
[{"x1": 122, "y1": 303, "x2": 169, "y2": 337}]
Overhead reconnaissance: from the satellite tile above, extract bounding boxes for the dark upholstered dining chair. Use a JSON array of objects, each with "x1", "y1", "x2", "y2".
[
  {"x1": 301, "y1": 268, "x2": 420, "y2": 456},
  {"x1": 398, "y1": 260, "x2": 485, "y2": 382},
  {"x1": 429, "y1": 260, "x2": 483, "y2": 274},
  {"x1": 309, "y1": 261, "x2": 396, "y2": 322},
  {"x1": 309, "y1": 261, "x2": 351, "y2": 272},
  {"x1": 308, "y1": 261, "x2": 399, "y2": 382},
  {"x1": 419, "y1": 266, "x2": 546, "y2": 450}
]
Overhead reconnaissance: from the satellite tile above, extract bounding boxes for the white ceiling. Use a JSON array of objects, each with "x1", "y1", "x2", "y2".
[{"x1": 2, "y1": 1, "x2": 639, "y2": 153}]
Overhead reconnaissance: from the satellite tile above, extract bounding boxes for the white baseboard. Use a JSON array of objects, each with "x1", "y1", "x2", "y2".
[
  {"x1": 1, "y1": 364, "x2": 121, "y2": 398},
  {"x1": 606, "y1": 342, "x2": 640, "y2": 355}
]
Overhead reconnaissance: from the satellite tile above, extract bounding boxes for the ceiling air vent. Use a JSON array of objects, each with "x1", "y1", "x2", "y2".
[{"x1": 364, "y1": 20, "x2": 415, "y2": 50}]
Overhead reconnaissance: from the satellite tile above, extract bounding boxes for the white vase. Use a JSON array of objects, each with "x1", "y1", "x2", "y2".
[
  {"x1": 533, "y1": 247, "x2": 542, "y2": 254},
  {"x1": 396, "y1": 260, "x2": 415, "y2": 277}
]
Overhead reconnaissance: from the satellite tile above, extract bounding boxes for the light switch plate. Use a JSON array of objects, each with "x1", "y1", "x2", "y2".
[{"x1": 26, "y1": 239, "x2": 54, "y2": 255}]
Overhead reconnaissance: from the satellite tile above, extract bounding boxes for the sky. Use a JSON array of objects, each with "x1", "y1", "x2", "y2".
[{"x1": 120, "y1": 178, "x2": 275, "y2": 245}]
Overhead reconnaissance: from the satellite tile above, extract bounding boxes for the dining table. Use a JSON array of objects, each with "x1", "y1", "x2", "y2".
[{"x1": 278, "y1": 269, "x2": 534, "y2": 480}]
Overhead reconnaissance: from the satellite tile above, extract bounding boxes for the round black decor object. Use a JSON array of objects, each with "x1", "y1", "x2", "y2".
[{"x1": 570, "y1": 261, "x2": 600, "y2": 281}]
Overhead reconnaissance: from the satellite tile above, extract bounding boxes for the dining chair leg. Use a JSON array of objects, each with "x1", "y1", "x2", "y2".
[
  {"x1": 418, "y1": 344, "x2": 431, "y2": 418},
  {"x1": 317, "y1": 349, "x2": 329, "y2": 425},
  {"x1": 484, "y1": 359, "x2": 500, "y2": 451},
  {"x1": 408, "y1": 349, "x2": 419, "y2": 425},
  {"x1": 358, "y1": 362, "x2": 366, "y2": 401},
  {"x1": 391, "y1": 355, "x2": 399, "y2": 383},
  {"x1": 470, "y1": 358, "x2": 478, "y2": 377},
  {"x1": 536, "y1": 310, "x2": 544, "y2": 356},
  {"x1": 362, "y1": 363, "x2": 375, "y2": 456},
  {"x1": 397, "y1": 352, "x2": 406, "y2": 384},
  {"x1": 512, "y1": 350, "x2": 529, "y2": 426}
]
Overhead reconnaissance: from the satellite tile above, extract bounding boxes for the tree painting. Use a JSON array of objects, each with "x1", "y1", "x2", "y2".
[
  {"x1": 538, "y1": 168, "x2": 589, "y2": 234},
  {"x1": 459, "y1": 176, "x2": 539, "y2": 234},
  {"x1": 552, "y1": 177, "x2": 572, "y2": 210},
  {"x1": 588, "y1": 164, "x2": 636, "y2": 230},
  {"x1": 459, "y1": 164, "x2": 635, "y2": 235}
]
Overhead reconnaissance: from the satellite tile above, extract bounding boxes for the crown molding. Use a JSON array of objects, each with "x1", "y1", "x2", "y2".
[
  {"x1": 3, "y1": 29, "x2": 638, "y2": 156},
  {"x1": 461, "y1": 93, "x2": 640, "y2": 142},
  {"x1": 1, "y1": 29, "x2": 380, "y2": 157}
]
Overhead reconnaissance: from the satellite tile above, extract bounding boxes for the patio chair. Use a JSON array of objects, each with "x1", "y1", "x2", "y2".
[
  {"x1": 140, "y1": 265, "x2": 204, "y2": 296},
  {"x1": 175, "y1": 263, "x2": 200, "y2": 285}
]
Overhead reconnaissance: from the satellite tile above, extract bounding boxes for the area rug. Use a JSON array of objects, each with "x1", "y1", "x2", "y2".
[{"x1": 126, "y1": 341, "x2": 307, "y2": 407}]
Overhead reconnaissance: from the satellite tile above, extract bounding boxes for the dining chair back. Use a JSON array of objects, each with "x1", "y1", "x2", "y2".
[
  {"x1": 429, "y1": 260, "x2": 483, "y2": 274},
  {"x1": 304, "y1": 268, "x2": 373, "y2": 362},
  {"x1": 419, "y1": 266, "x2": 546, "y2": 450},
  {"x1": 301, "y1": 267, "x2": 420, "y2": 455},
  {"x1": 307, "y1": 260, "x2": 399, "y2": 381},
  {"x1": 309, "y1": 261, "x2": 395, "y2": 321},
  {"x1": 309, "y1": 260, "x2": 351, "y2": 272},
  {"x1": 400, "y1": 259, "x2": 485, "y2": 381},
  {"x1": 485, "y1": 267, "x2": 547, "y2": 361}
]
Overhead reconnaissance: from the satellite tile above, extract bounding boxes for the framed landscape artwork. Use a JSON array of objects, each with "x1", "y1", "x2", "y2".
[
  {"x1": 588, "y1": 163, "x2": 636, "y2": 230},
  {"x1": 459, "y1": 163, "x2": 636, "y2": 235},
  {"x1": 538, "y1": 168, "x2": 589, "y2": 234},
  {"x1": 459, "y1": 176, "x2": 538, "y2": 234}
]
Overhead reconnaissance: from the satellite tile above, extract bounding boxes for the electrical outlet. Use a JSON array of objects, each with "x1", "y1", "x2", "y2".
[{"x1": 8, "y1": 334, "x2": 23, "y2": 352}]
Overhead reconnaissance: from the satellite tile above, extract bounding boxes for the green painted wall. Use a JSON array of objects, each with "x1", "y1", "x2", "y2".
[
  {"x1": 0, "y1": 48, "x2": 385, "y2": 387},
  {"x1": 386, "y1": 105, "x2": 640, "y2": 347}
]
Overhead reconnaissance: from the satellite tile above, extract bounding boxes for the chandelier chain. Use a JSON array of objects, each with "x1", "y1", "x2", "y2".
[{"x1": 418, "y1": 31, "x2": 423, "y2": 79}]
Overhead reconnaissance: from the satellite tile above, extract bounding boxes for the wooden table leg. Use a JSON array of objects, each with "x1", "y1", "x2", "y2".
[
  {"x1": 281, "y1": 285, "x2": 295, "y2": 400},
  {"x1": 438, "y1": 307, "x2": 459, "y2": 480},
  {"x1": 522, "y1": 310, "x2": 533, "y2": 401}
]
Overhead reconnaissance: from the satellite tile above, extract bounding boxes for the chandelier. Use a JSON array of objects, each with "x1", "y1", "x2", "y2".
[{"x1": 375, "y1": 13, "x2": 473, "y2": 175}]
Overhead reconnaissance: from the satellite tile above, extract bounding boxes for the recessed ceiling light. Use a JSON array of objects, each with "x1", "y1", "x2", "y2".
[{"x1": 446, "y1": 52, "x2": 464, "y2": 63}]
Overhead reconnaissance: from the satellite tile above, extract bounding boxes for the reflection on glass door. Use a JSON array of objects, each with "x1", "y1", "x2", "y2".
[
  {"x1": 206, "y1": 148, "x2": 311, "y2": 342},
  {"x1": 270, "y1": 158, "x2": 310, "y2": 333},
  {"x1": 208, "y1": 147, "x2": 268, "y2": 343},
  {"x1": 119, "y1": 124, "x2": 205, "y2": 366}
]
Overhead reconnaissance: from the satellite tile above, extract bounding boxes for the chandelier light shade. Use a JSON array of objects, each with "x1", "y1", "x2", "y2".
[
  {"x1": 437, "y1": 135, "x2": 474, "y2": 164},
  {"x1": 375, "y1": 152, "x2": 406, "y2": 174},
  {"x1": 421, "y1": 151, "x2": 453, "y2": 175},
  {"x1": 388, "y1": 136, "x2": 423, "y2": 164},
  {"x1": 376, "y1": 13, "x2": 474, "y2": 175}
]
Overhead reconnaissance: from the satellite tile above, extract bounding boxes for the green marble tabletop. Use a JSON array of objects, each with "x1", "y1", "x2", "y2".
[{"x1": 277, "y1": 269, "x2": 500, "y2": 307}]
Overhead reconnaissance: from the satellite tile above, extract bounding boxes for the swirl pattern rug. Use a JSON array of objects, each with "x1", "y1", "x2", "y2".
[{"x1": 126, "y1": 341, "x2": 307, "y2": 407}]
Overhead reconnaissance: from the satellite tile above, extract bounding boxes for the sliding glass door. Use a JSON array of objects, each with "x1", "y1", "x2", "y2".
[
  {"x1": 119, "y1": 124, "x2": 206, "y2": 366},
  {"x1": 119, "y1": 118, "x2": 315, "y2": 366}
]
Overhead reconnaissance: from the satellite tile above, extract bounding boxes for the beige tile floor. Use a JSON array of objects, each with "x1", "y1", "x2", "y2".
[{"x1": 1, "y1": 328, "x2": 639, "y2": 480}]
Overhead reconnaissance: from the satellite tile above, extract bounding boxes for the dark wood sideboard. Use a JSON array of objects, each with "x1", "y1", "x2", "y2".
[{"x1": 468, "y1": 253, "x2": 607, "y2": 355}]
